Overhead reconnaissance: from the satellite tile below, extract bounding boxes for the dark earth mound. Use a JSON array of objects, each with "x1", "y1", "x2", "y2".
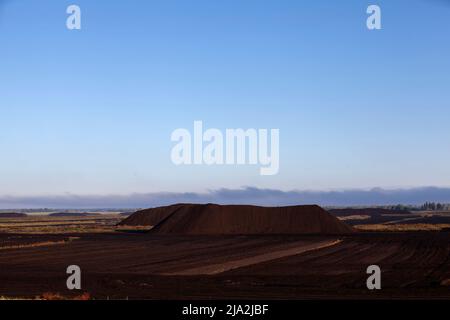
[
  {"x1": 49, "y1": 212, "x2": 100, "y2": 217},
  {"x1": 0, "y1": 212, "x2": 27, "y2": 218},
  {"x1": 328, "y1": 208, "x2": 412, "y2": 217},
  {"x1": 118, "y1": 204, "x2": 187, "y2": 226},
  {"x1": 121, "y1": 203, "x2": 354, "y2": 235}
]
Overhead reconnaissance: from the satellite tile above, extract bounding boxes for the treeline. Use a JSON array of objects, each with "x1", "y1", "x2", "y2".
[
  {"x1": 381, "y1": 203, "x2": 450, "y2": 211},
  {"x1": 384, "y1": 204, "x2": 414, "y2": 211},
  {"x1": 419, "y1": 202, "x2": 450, "y2": 211}
]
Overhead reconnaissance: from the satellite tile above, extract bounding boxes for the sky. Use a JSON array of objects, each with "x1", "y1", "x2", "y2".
[{"x1": 1, "y1": 0, "x2": 450, "y2": 207}]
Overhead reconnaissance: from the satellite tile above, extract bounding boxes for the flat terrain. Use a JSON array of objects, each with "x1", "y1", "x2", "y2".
[
  {"x1": 335, "y1": 210, "x2": 450, "y2": 231},
  {"x1": 1, "y1": 230, "x2": 449, "y2": 299},
  {"x1": 0, "y1": 215, "x2": 122, "y2": 234}
]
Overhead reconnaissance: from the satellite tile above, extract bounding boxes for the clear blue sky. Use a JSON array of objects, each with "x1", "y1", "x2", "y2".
[{"x1": 1, "y1": 0, "x2": 450, "y2": 197}]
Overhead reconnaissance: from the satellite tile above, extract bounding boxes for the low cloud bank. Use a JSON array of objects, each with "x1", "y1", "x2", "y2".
[{"x1": 2, "y1": 186, "x2": 450, "y2": 209}]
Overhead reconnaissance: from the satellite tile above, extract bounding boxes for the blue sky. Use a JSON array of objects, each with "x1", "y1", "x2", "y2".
[{"x1": 1, "y1": 0, "x2": 450, "y2": 203}]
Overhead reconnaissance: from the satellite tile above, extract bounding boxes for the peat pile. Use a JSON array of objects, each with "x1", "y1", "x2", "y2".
[
  {"x1": 0, "y1": 212, "x2": 27, "y2": 218},
  {"x1": 121, "y1": 203, "x2": 354, "y2": 235},
  {"x1": 328, "y1": 208, "x2": 412, "y2": 217},
  {"x1": 49, "y1": 212, "x2": 100, "y2": 217},
  {"x1": 118, "y1": 204, "x2": 186, "y2": 226}
]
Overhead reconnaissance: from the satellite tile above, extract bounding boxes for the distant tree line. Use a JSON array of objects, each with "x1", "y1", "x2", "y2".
[
  {"x1": 385, "y1": 204, "x2": 413, "y2": 211},
  {"x1": 380, "y1": 203, "x2": 450, "y2": 211},
  {"x1": 420, "y1": 202, "x2": 450, "y2": 211}
]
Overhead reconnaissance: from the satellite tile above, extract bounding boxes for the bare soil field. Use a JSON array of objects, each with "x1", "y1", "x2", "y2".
[
  {"x1": 355, "y1": 224, "x2": 450, "y2": 232},
  {"x1": 0, "y1": 215, "x2": 122, "y2": 234},
  {"x1": 0, "y1": 231, "x2": 449, "y2": 299},
  {"x1": 333, "y1": 209, "x2": 450, "y2": 231}
]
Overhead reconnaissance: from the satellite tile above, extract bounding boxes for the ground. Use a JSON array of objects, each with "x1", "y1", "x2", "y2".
[{"x1": 0, "y1": 214, "x2": 449, "y2": 300}]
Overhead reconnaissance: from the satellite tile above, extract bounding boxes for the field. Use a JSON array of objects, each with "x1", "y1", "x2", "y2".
[
  {"x1": 335, "y1": 210, "x2": 450, "y2": 232},
  {"x1": 0, "y1": 212, "x2": 449, "y2": 300},
  {"x1": 0, "y1": 214, "x2": 122, "y2": 234}
]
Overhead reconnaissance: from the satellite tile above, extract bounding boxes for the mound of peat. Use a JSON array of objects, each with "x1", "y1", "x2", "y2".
[
  {"x1": 118, "y1": 204, "x2": 186, "y2": 227},
  {"x1": 0, "y1": 212, "x2": 27, "y2": 218},
  {"x1": 121, "y1": 204, "x2": 354, "y2": 235},
  {"x1": 49, "y1": 212, "x2": 100, "y2": 217},
  {"x1": 328, "y1": 208, "x2": 411, "y2": 217}
]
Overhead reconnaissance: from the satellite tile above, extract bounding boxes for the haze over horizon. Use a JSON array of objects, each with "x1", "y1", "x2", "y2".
[
  {"x1": 1, "y1": 1, "x2": 450, "y2": 202},
  {"x1": 2, "y1": 186, "x2": 450, "y2": 209}
]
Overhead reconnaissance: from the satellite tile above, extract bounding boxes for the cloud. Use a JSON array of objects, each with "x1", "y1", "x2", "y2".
[{"x1": 1, "y1": 186, "x2": 450, "y2": 209}]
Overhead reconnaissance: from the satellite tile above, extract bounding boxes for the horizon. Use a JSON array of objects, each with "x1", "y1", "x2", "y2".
[{"x1": 2, "y1": 186, "x2": 450, "y2": 209}]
